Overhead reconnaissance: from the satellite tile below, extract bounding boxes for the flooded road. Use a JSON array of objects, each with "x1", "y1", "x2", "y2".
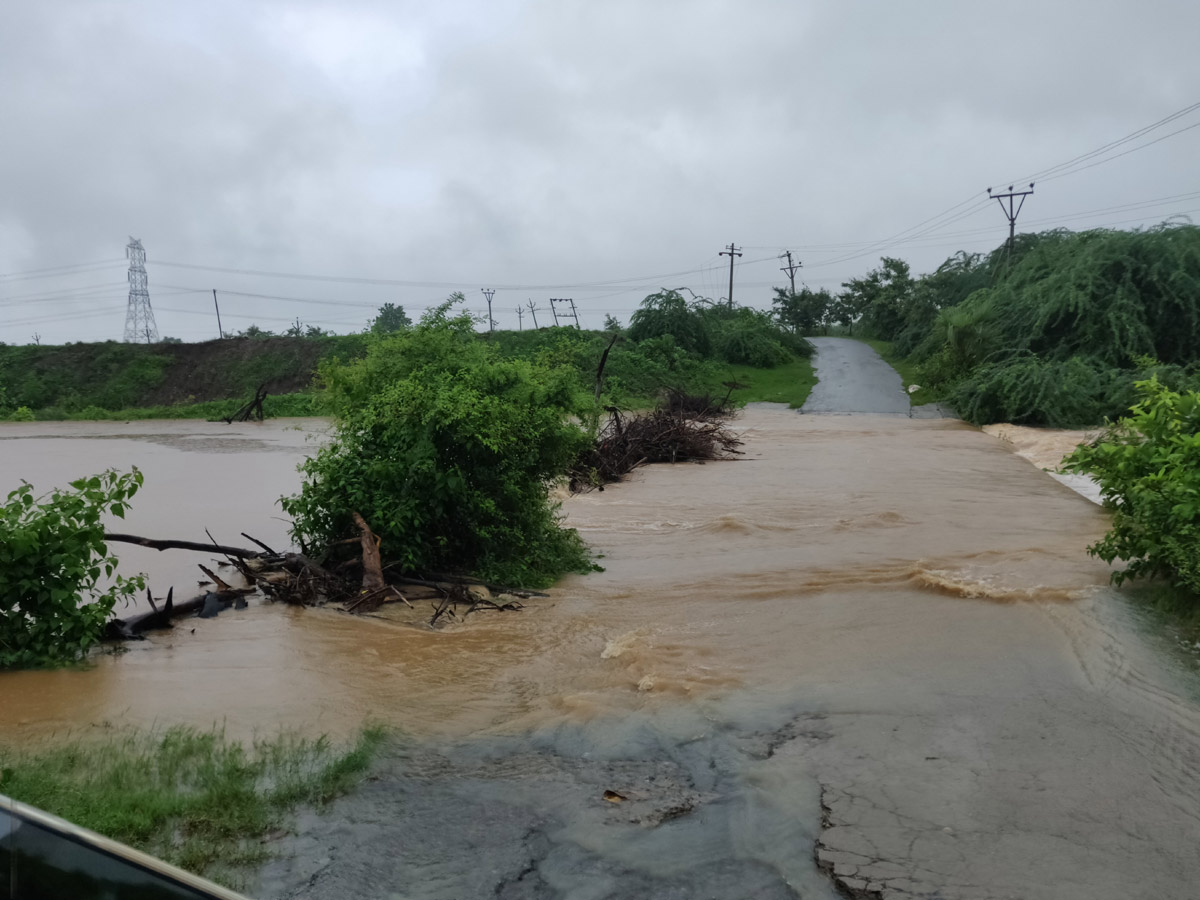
[{"x1": 3, "y1": 405, "x2": 1200, "y2": 898}]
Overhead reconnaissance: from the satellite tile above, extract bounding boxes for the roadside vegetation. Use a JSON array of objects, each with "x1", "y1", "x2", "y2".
[
  {"x1": 0, "y1": 724, "x2": 386, "y2": 888},
  {"x1": 803, "y1": 224, "x2": 1200, "y2": 428},
  {"x1": 1065, "y1": 379, "x2": 1200, "y2": 605}
]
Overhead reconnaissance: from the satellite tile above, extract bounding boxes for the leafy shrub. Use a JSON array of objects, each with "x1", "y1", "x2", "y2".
[
  {"x1": 709, "y1": 307, "x2": 795, "y2": 367},
  {"x1": 283, "y1": 300, "x2": 597, "y2": 587},
  {"x1": 9, "y1": 405, "x2": 35, "y2": 421},
  {"x1": 627, "y1": 290, "x2": 713, "y2": 356},
  {"x1": 1064, "y1": 378, "x2": 1200, "y2": 596},
  {"x1": 0, "y1": 469, "x2": 145, "y2": 668},
  {"x1": 947, "y1": 354, "x2": 1133, "y2": 427}
]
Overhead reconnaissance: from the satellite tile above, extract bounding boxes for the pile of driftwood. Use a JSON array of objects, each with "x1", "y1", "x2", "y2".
[
  {"x1": 568, "y1": 393, "x2": 743, "y2": 493},
  {"x1": 102, "y1": 516, "x2": 542, "y2": 640}
]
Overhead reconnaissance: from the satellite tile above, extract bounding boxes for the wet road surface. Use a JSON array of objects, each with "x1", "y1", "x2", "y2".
[{"x1": 802, "y1": 338, "x2": 910, "y2": 415}]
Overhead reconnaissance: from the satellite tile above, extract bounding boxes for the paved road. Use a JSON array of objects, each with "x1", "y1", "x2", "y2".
[{"x1": 801, "y1": 337, "x2": 911, "y2": 414}]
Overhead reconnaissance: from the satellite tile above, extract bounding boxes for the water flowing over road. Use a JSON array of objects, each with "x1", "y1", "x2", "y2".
[{"x1": 3, "y1": 347, "x2": 1200, "y2": 899}]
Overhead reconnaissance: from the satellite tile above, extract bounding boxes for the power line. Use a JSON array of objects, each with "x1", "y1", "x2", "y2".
[
  {"x1": 1004, "y1": 100, "x2": 1200, "y2": 185},
  {"x1": 0, "y1": 259, "x2": 123, "y2": 281}
]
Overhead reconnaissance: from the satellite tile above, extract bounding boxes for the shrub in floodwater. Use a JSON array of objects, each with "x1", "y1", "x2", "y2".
[
  {"x1": 0, "y1": 469, "x2": 146, "y2": 668},
  {"x1": 283, "y1": 297, "x2": 597, "y2": 588},
  {"x1": 1064, "y1": 378, "x2": 1200, "y2": 597}
]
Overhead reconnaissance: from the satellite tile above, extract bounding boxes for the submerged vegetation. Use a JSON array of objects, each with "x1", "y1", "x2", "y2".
[
  {"x1": 1, "y1": 469, "x2": 145, "y2": 669},
  {"x1": 0, "y1": 725, "x2": 386, "y2": 886}
]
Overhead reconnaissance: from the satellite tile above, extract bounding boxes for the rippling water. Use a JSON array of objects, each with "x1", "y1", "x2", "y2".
[{"x1": 3, "y1": 410, "x2": 1200, "y2": 899}]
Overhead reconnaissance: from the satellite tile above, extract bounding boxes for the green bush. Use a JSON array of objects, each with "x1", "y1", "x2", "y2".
[
  {"x1": 283, "y1": 300, "x2": 597, "y2": 588},
  {"x1": 1064, "y1": 378, "x2": 1200, "y2": 596},
  {"x1": 708, "y1": 307, "x2": 799, "y2": 367},
  {"x1": 0, "y1": 469, "x2": 145, "y2": 668},
  {"x1": 627, "y1": 289, "x2": 713, "y2": 356}
]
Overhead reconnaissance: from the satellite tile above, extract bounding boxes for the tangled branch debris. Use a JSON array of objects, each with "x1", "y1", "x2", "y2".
[
  {"x1": 103, "y1": 515, "x2": 544, "y2": 640},
  {"x1": 568, "y1": 400, "x2": 743, "y2": 493}
]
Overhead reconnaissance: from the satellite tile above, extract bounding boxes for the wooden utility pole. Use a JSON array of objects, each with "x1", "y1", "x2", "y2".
[
  {"x1": 779, "y1": 251, "x2": 802, "y2": 293},
  {"x1": 719, "y1": 243, "x2": 742, "y2": 308},
  {"x1": 515, "y1": 306, "x2": 524, "y2": 330},
  {"x1": 987, "y1": 183, "x2": 1035, "y2": 259},
  {"x1": 212, "y1": 289, "x2": 224, "y2": 338}
]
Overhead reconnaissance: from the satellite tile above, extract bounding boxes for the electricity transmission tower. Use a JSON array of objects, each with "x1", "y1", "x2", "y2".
[
  {"x1": 123, "y1": 237, "x2": 159, "y2": 343},
  {"x1": 719, "y1": 243, "x2": 742, "y2": 308},
  {"x1": 779, "y1": 250, "x2": 802, "y2": 293},
  {"x1": 987, "y1": 183, "x2": 1035, "y2": 258}
]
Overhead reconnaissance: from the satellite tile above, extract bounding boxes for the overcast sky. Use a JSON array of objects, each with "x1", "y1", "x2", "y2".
[{"x1": 2, "y1": 0, "x2": 1199, "y2": 344}]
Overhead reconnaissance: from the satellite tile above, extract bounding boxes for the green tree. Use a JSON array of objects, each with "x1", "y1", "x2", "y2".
[
  {"x1": 1, "y1": 469, "x2": 145, "y2": 668},
  {"x1": 627, "y1": 289, "x2": 712, "y2": 356},
  {"x1": 839, "y1": 257, "x2": 915, "y2": 340},
  {"x1": 284, "y1": 297, "x2": 596, "y2": 587},
  {"x1": 772, "y1": 286, "x2": 832, "y2": 335},
  {"x1": 603, "y1": 314, "x2": 623, "y2": 332},
  {"x1": 370, "y1": 302, "x2": 412, "y2": 334}
]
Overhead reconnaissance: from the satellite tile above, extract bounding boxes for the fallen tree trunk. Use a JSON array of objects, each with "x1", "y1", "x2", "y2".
[{"x1": 105, "y1": 533, "x2": 265, "y2": 558}]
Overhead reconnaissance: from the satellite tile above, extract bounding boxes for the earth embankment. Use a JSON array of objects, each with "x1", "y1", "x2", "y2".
[{"x1": 0, "y1": 334, "x2": 366, "y2": 412}]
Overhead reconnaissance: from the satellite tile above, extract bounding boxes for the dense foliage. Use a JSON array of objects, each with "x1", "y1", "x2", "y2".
[
  {"x1": 628, "y1": 289, "x2": 812, "y2": 368},
  {"x1": 283, "y1": 300, "x2": 597, "y2": 588},
  {"x1": 0, "y1": 469, "x2": 145, "y2": 668},
  {"x1": 1064, "y1": 379, "x2": 1200, "y2": 597},
  {"x1": 818, "y1": 224, "x2": 1200, "y2": 426}
]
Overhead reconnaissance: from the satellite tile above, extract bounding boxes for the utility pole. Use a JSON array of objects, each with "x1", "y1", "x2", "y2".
[
  {"x1": 32, "y1": 332, "x2": 41, "y2": 346},
  {"x1": 526, "y1": 299, "x2": 540, "y2": 329},
  {"x1": 987, "y1": 183, "x2": 1035, "y2": 259},
  {"x1": 212, "y1": 289, "x2": 224, "y2": 338},
  {"x1": 779, "y1": 250, "x2": 802, "y2": 293},
  {"x1": 515, "y1": 306, "x2": 524, "y2": 331},
  {"x1": 123, "y1": 237, "x2": 159, "y2": 343},
  {"x1": 719, "y1": 243, "x2": 742, "y2": 309},
  {"x1": 550, "y1": 298, "x2": 579, "y2": 329},
  {"x1": 481, "y1": 288, "x2": 496, "y2": 333}
]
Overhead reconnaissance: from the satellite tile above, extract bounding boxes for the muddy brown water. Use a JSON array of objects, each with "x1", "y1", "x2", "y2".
[{"x1": 3, "y1": 412, "x2": 1200, "y2": 899}]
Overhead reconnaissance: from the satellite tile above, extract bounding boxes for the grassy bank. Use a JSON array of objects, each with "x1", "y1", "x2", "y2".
[
  {"x1": 0, "y1": 335, "x2": 365, "y2": 419},
  {"x1": 723, "y1": 358, "x2": 817, "y2": 408},
  {"x1": 0, "y1": 724, "x2": 386, "y2": 888}
]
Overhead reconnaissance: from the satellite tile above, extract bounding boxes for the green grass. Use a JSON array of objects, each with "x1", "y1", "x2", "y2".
[
  {"x1": 0, "y1": 724, "x2": 387, "y2": 887},
  {"x1": 722, "y1": 358, "x2": 818, "y2": 408}
]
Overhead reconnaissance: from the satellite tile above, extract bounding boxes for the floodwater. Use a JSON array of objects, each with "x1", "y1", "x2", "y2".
[{"x1": 3, "y1": 412, "x2": 1200, "y2": 898}]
